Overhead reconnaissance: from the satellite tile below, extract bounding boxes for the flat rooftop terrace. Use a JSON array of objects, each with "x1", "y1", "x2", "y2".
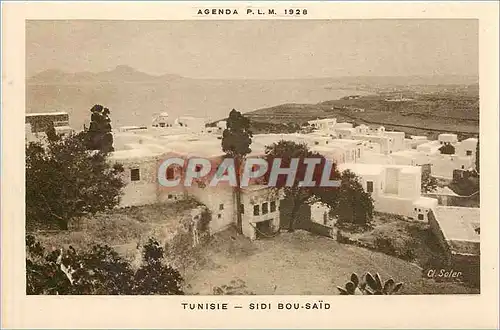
[
  {"x1": 434, "y1": 206, "x2": 480, "y2": 242},
  {"x1": 434, "y1": 206, "x2": 480, "y2": 255}
]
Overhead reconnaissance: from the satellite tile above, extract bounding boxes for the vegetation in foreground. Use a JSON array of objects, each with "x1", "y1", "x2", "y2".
[
  {"x1": 26, "y1": 235, "x2": 184, "y2": 295},
  {"x1": 337, "y1": 272, "x2": 403, "y2": 295}
]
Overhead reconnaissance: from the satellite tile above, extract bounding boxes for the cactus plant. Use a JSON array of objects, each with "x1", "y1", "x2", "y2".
[
  {"x1": 337, "y1": 272, "x2": 403, "y2": 295},
  {"x1": 337, "y1": 273, "x2": 363, "y2": 295},
  {"x1": 364, "y1": 272, "x2": 403, "y2": 295}
]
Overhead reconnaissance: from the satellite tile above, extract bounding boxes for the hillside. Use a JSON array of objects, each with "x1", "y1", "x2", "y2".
[{"x1": 245, "y1": 89, "x2": 479, "y2": 139}]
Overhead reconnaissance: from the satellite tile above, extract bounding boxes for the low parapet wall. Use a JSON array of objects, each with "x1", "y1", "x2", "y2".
[{"x1": 424, "y1": 192, "x2": 479, "y2": 208}]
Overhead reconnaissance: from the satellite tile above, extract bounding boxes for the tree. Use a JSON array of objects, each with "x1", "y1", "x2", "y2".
[
  {"x1": 264, "y1": 140, "x2": 341, "y2": 232},
  {"x1": 421, "y1": 167, "x2": 438, "y2": 193},
  {"x1": 26, "y1": 132, "x2": 125, "y2": 230},
  {"x1": 333, "y1": 170, "x2": 374, "y2": 226},
  {"x1": 439, "y1": 143, "x2": 455, "y2": 155},
  {"x1": 86, "y1": 104, "x2": 114, "y2": 152},
  {"x1": 26, "y1": 235, "x2": 184, "y2": 295},
  {"x1": 221, "y1": 109, "x2": 253, "y2": 234}
]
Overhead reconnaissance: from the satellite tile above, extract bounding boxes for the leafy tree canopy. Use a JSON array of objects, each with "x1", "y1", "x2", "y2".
[
  {"x1": 264, "y1": 140, "x2": 341, "y2": 231},
  {"x1": 221, "y1": 109, "x2": 253, "y2": 157},
  {"x1": 332, "y1": 170, "x2": 374, "y2": 226},
  {"x1": 26, "y1": 236, "x2": 184, "y2": 295},
  {"x1": 26, "y1": 132, "x2": 124, "y2": 230}
]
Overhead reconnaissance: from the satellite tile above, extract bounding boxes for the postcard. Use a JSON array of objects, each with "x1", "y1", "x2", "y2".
[{"x1": 2, "y1": 1, "x2": 499, "y2": 328}]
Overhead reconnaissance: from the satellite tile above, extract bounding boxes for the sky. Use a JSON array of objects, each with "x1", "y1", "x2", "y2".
[{"x1": 26, "y1": 19, "x2": 479, "y2": 79}]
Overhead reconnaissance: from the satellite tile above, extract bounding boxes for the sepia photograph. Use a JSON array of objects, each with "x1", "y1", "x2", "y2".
[
  {"x1": 24, "y1": 19, "x2": 482, "y2": 296},
  {"x1": 2, "y1": 1, "x2": 499, "y2": 328}
]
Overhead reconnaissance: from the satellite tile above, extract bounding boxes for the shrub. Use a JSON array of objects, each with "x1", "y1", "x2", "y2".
[
  {"x1": 26, "y1": 235, "x2": 184, "y2": 295},
  {"x1": 333, "y1": 170, "x2": 374, "y2": 226},
  {"x1": 213, "y1": 279, "x2": 255, "y2": 295},
  {"x1": 336, "y1": 229, "x2": 352, "y2": 244},
  {"x1": 368, "y1": 226, "x2": 417, "y2": 261}
]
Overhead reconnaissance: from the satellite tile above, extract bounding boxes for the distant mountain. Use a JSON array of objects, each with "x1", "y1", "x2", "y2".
[{"x1": 28, "y1": 65, "x2": 184, "y2": 85}]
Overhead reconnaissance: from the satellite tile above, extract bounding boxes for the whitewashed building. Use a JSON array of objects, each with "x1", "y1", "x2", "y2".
[
  {"x1": 308, "y1": 118, "x2": 337, "y2": 131},
  {"x1": 25, "y1": 111, "x2": 477, "y2": 242},
  {"x1": 338, "y1": 163, "x2": 438, "y2": 221}
]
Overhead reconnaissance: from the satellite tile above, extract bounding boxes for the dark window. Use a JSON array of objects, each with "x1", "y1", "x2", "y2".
[
  {"x1": 159, "y1": 122, "x2": 165, "y2": 127},
  {"x1": 262, "y1": 203, "x2": 269, "y2": 215},
  {"x1": 461, "y1": 165, "x2": 465, "y2": 169},
  {"x1": 418, "y1": 214, "x2": 424, "y2": 221},
  {"x1": 166, "y1": 167, "x2": 175, "y2": 180},
  {"x1": 131, "y1": 168, "x2": 140, "y2": 181},
  {"x1": 270, "y1": 201, "x2": 276, "y2": 212},
  {"x1": 219, "y1": 204, "x2": 224, "y2": 211},
  {"x1": 218, "y1": 214, "x2": 222, "y2": 219},
  {"x1": 168, "y1": 194, "x2": 173, "y2": 199},
  {"x1": 240, "y1": 204, "x2": 244, "y2": 214},
  {"x1": 314, "y1": 141, "x2": 319, "y2": 145},
  {"x1": 466, "y1": 150, "x2": 472, "y2": 156},
  {"x1": 253, "y1": 205, "x2": 260, "y2": 216},
  {"x1": 367, "y1": 181, "x2": 373, "y2": 193}
]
